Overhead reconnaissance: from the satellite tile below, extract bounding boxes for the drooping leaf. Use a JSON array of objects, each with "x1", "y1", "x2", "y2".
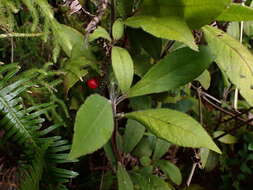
[
  {"x1": 53, "y1": 23, "x2": 95, "y2": 59},
  {"x1": 152, "y1": 138, "x2": 171, "y2": 160},
  {"x1": 128, "y1": 47, "x2": 214, "y2": 97},
  {"x1": 125, "y1": 16, "x2": 198, "y2": 51},
  {"x1": 117, "y1": 163, "x2": 134, "y2": 190},
  {"x1": 125, "y1": 109, "x2": 221, "y2": 153},
  {"x1": 140, "y1": 0, "x2": 230, "y2": 29},
  {"x1": 202, "y1": 25, "x2": 253, "y2": 106},
  {"x1": 195, "y1": 70, "x2": 211, "y2": 90},
  {"x1": 111, "y1": 46, "x2": 134, "y2": 93},
  {"x1": 155, "y1": 160, "x2": 182, "y2": 185},
  {"x1": 123, "y1": 119, "x2": 146, "y2": 153},
  {"x1": 68, "y1": 94, "x2": 114, "y2": 159},
  {"x1": 89, "y1": 26, "x2": 112, "y2": 42},
  {"x1": 217, "y1": 3, "x2": 253, "y2": 21}
]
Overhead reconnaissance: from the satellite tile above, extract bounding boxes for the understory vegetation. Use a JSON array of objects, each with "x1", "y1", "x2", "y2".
[{"x1": 2, "y1": 0, "x2": 253, "y2": 189}]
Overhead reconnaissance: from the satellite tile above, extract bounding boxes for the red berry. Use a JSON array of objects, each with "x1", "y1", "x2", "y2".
[{"x1": 87, "y1": 78, "x2": 99, "y2": 89}]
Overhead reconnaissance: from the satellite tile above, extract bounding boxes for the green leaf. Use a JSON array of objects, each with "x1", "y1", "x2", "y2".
[
  {"x1": 125, "y1": 16, "x2": 198, "y2": 51},
  {"x1": 140, "y1": 0, "x2": 230, "y2": 29},
  {"x1": 217, "y1": 3, "x2": 253, "y2": 21},
  {"x1": 133, "y1": 136, "x2": 156, "y2": 158},
  {"x1": 63, "y1": 57, "x2": 90, "y2": 94},
  {"x1": 123, "y1": 119, "x2": 146, "y2": 153},
  {"x1": 155, "y1": 160, "x2": 182, "y2": 185},
  {"x1": 152, "y1": 138, "x2": 171, "y2": 160},
  {"x1": 111, "y1": 46, "x2": 134, "y2": 93},
  {"x1": 213, "y1": 131, "x2": 238, "y2": 144},
  {"x1": 131, "y1": 172, "x2": 172, "y2": 190},
  {"x1": 117, "y1": 163, "x2": 134, "y2": 190},
  {"x1": 53, "y1": 23, "x2": 94, "y2": 59},
  {"x1": 112, "y1": 19, "x2": 125, "y2": 40},
  {"x1": 125, "y1": 109, "x2": 221, "y2": 154},
  {"x1": 128, "y1": 47, "x2": 214, "y2": 97},
  {"x1": 202, "y1": 25, "x2": 253, "y2": 106},
  {"x1": 116, "y1": 0, "x2": 134, "y2": 18},
  {"x1": 89, "y1": 26, "x2": 112, "y2": 42},
  {"x1": 195, "y1": 70, "x2": 211, "y2": 90},
  {"x1": 68, "y1": 94, "x2": 114, "y2": 159}
]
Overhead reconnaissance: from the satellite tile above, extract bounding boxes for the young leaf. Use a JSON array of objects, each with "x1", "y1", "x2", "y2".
[
  {"x1": 123, "y1": 119, "x2": 146, "y2": 153},
  {"x1": 194, "y1": 70, "x2": 211, "y2": 90},
  {"x1": 125, "y1": 16, "x2": 198, "y2": 51},
  {"x1": 213, "y1": 131, "x2": 238, "y2": 144},
  {"x1": 68, "y1": 94, "x2": 114, "y2": 160},
  {"x1": 128, "y1": 47, "x2": 214, "y2": 97},
  {"x1": 117, "y1": 163, "x2": 134, "y2": 190},
  {"x1": 217, "y1": 3, "x2": 253, "y2": 21},
  {"x1": 140, "y1": 0, "x2": 230, "y2": 29},
  {"x1": 203, "y1": 25, "x2": 253, "y2": 106},
  {"x1": 125, "y1": 109, "x2": 221, "y2": 154},
  {"x1": 111, "y1": 46, "x2": 134, "y2": 93},
  {"x1": 112, "y1": 19, "x2": 124, "y2": 40},
  {"x1": 155, "y1": 160, "x2": 182, "y2": 185}
]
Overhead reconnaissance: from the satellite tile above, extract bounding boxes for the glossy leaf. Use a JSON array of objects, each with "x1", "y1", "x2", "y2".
[
  {"x1": 217, "y1": 3, "x2": 253, "y2": 21},
  {"x1": 125, "y1": 109, "x2": 221, "y2": 153},
  {"x1": 68, "y1": 94, "x2": 114, "y2": 159},
  {"x1": 203, "y1": 25, "x2": 253, "y2": 106},
  {"x1": 123, "y1": 119, "x2": 146, "y2": 153},
  {"x1": 140, "y1": 0, "x2": 230, "y2": 29},
  {"x1": 111, "y1": 46, "x2": 134, "y2": 93},
  {"x1": 117, "y1": 163, "x2": 134, "y2": 190},
  {"x1": 125, "y1": 16, "x2": 198, "y2": 51},
  {"x1": 155, "y1": 160, "x2": 182, "y2": 185},
  {"x1": 128, "y1": 47, "x2": 214, "y2": 97}
]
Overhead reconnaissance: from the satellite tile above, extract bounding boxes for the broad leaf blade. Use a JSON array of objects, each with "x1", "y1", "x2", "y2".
[
  {"x1": 125, "y1": 109, "x2": 221, "y2": 154},
  {"x1": 203, "y1": 25, "x2": 253, "y2": 106},
  {"x1": 155, "y1": 160, "x2": 182, "y2": 185},
  {"x1": 128, "y1": 47, "x2": 214, "y2": 97},
  {"x1": 111, "y1": 47, "x2": 134, "y2": 93},
  {"x1": 125, "y1": 16, "x2": 198, "y2": 51},
  {"x1": 217, "y1": 3, "x2": 253, "y2": 21},
  {"x1": 117, "y1": 163, "x2": 134, "y2": 190},
  {"x1": 140, "y1": 0, "x2": 230, "y2": 29},
  {"x1": 123, "y1": 119, "x2": 146, "y2": 153},
  {"x1": 68, "y1": 94, "x2": 114, "y2": 159}
]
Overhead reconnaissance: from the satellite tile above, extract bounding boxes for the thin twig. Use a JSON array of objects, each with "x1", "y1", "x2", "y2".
[{"x1": 0, "y1": 32, "x2": 44, "y2": 38}]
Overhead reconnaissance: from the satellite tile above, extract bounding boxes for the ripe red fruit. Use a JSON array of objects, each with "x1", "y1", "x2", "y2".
[{"x1": 86, "y1": 78, "x2": 99, "y2": 89}]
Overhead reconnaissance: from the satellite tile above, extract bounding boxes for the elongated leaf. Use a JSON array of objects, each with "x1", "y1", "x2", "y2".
[
  {"x1": 68, "y1": 94, "x2": 114, "y2": 159},
  {"x1": 128, "y1": 47, "x2": 214, "y2": 97},
  {"x1": 123, "y1": 119, "x2": 146, "y2": 153},
  {"x1": 213, "y1": 131, "x2": 238, "y2": 144},
  {"x1": 112, "y1": 19, "x2": 125, "y2": 40},
  {"x1": 125, "y1": 109, "x2": 221, "y2": 153},
  {"x1": 152, "y1": 139, "x2": 171, "y2": 160},
  {"x1": 140, "y1": 0, "x2": 230, "y2": 29},
  {"x1": 117, "y1": 163, "x2": 134, "y2": 190},
  {"x1": 217, "y1": 3, "x2": 253, "y2": 21},
  {"x1": 111, "y1": 47, "x2": 134, "y2": 93},
  {"x1": 155, "y1": 160, "x2": 182, "y2": 185},
  {"x1": 203, "y1": 25, "x2": 253, "y2": 106},
  {"x1": 125, "y1": 16, "x2": 198, "y2": 51}
]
